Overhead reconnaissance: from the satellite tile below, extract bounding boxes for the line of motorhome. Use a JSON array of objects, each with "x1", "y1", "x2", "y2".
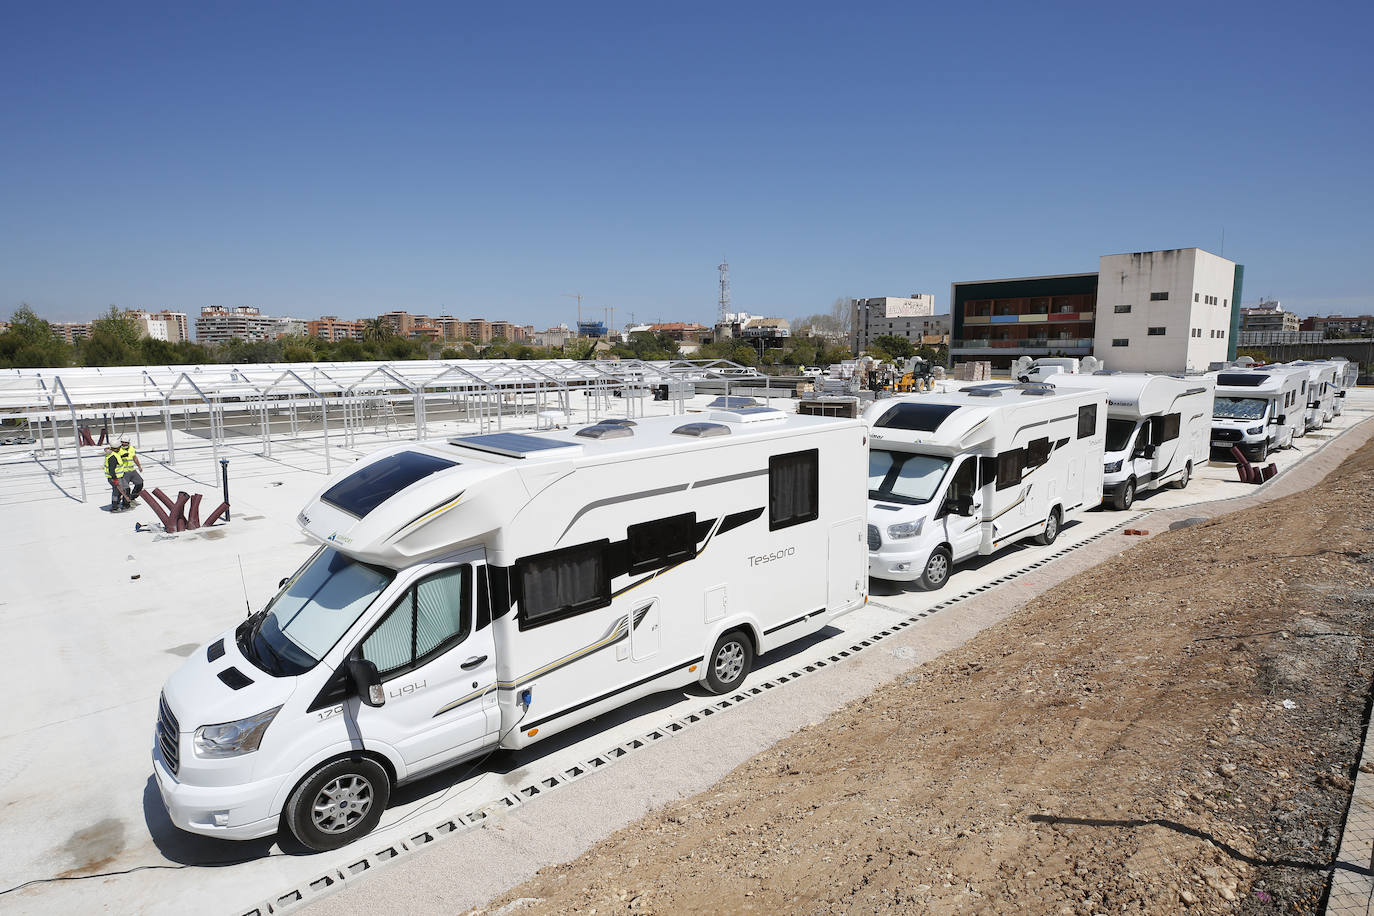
[
  {"x1": 1288, "y1": 360, "x2": 1339, "y2": 429},
  {"x1": 1047, "y1": 373, "x2": 1214, "y2": 510},
  {"x1": 154, "y1": 409, "x2": 868, "y2": 850},
  {"x1": 1209, "y1": 365, "x2": 1308, "y2": 461},
  {"x1": 862, "y1": 384, "x2": 1106, "y2": 589}
]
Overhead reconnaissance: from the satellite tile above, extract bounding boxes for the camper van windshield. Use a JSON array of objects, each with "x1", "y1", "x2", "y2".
[
  {"x1": 1105, "y1": 419, "x2": 1138, "y2": 453},
  {"x1": 868, "y1": 449, "x2": 951, "y2": 506},
  {"x1": 240, "y1": 547, "x2": 396, "y2": 677},
  {"x1": 1213, "y1": 397, "x2": 1269, "y2": 421}
]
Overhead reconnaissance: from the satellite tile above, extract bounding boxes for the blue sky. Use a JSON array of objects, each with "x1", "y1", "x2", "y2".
[{"x1": 2, "y1": 1, "x2": 1370, "y2": 327}]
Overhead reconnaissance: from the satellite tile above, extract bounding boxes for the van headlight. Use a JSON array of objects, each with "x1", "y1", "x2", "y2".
[
  {"x1": 1246, "y1": 425, "x2": 1265, "y2": 435},
  {"x1": 887, "y1": 519, "x2": 924, "y2": 539},
  {"x1": 194, "y1": 706, "x2": 282, "y2": 759},
  {"x1": 1104, "y1": 459, "x2": 1122, "y2": 473}
]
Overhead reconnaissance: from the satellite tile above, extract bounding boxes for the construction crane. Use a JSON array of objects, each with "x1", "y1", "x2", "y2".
[{"x1": 562, "y1": 292, "x2": 584, "y2": 325}]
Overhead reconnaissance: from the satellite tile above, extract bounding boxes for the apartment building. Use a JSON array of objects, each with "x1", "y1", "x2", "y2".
[
  {"x1": 1301, "y1": 313, "x2": 1374, "y2": 337},
  {"x1": 1240, "y1": 299, "x2": 1298, "y2": 334},
  {"x1": 196, "y1": 306, "x2": 304, "y2": 345},
  {"x1": 307, "y1": 316, "x2": 364, "y2": 342},
  {"x1": 125, "y1": 309, "x2": 190, "y2": 343},
  {"x1": 851, "y1": 295, "x2": 946, "y2": 351}
]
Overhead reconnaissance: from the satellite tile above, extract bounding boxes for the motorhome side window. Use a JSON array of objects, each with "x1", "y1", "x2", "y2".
[
  {"x1": 769, "y1": 449, "x2": 819, "y2": 531},
  {"x1": 1155, "y1": 413, "x2": 1181, "y2": 443},
  {"x1": 626, "y1": 512, "x2": 697, "y2": 575},
  {"x1": 517, "y1": 540, "x2": 612, "y2": 629},
  {"x1": 1077, "y1": 404, "x2": 1097, "y2": 439},
  {"x1": 361, "y1": 565, "x2": 470, "y2": 679},
  {"x1": 1026, "y1": 437, "x2": 1050, "y2": 468},
  {"x1": 996, "y1": 449, "x2": 1023, "y2": 491}
]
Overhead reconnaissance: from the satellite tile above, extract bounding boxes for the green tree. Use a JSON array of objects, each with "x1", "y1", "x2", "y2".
[
  {"x1": 871, "y1": 334, "x2": 914, "y2": 360},
  {"x1": 0, "y1": 305, "x2": 72, "y2": 368},
  {"x1": 361, "y1": 318, "x2": 393, "y2": 342},
  {"x1": 563, "y1": 338, "x2": 596, "y2": 360},
  {"x1": 81, "y1": 306, "x2": 143, "y2": 366}
]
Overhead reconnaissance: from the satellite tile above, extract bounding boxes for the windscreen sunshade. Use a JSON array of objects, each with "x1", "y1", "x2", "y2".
[
  {"x1": 1216, "y1": 374, "x2": 1267, "y2": 387},
  {"x1": 873, "y1": 403, "x2": 962, "y2": 432},
  {"x1": 322, "y1": 451, "x2": 457, "y2": 517}
]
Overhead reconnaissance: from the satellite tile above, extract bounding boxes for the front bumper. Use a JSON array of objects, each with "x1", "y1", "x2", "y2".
[
  {"x1": 152, "y1": 736, "x2": 287, "y2": 841},
  {"x1": 868, "y1": 545, "x2": 930, "y2": 582}
]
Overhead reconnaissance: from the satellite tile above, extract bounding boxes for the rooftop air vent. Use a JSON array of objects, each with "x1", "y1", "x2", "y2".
[
  {"x1": 707, "y1": 396, "x2": 759, "y2": 409},
  {"x1": 576, "y1": 424, "x2": 634, "y2": 440},
  {"x1": 965, "y1": 387, "x2": 1003, "y2": 398},
  {"x1": 596, "y1": 419, "x2": 637, "y2": 427},
  {"x1": 672, "y1": 422, "x2": 731, "y2": 438},
  {"x1": 709, "y1": 407, "x2": 786, "y2": 424},
  {"x1": 450, "y1": 432, "x2": 583, "y2": 458},
  {"x1": 1015, "y1": 384, "x2": 1057, "y2": 396}
]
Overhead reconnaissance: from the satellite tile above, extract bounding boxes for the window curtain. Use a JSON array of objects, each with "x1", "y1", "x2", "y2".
[
  {"x1": 523, "y1": 546, "x2": 606, "y2": 621},
  {"x1": 362, "y1": 595, "x2": 413, "y2": 675},
  {"x1": 415, "y1": 567, "x2": 466, "y2": 657},
  {"x1": 770, "y1": 451, "x2": 817, "y2": 528}
]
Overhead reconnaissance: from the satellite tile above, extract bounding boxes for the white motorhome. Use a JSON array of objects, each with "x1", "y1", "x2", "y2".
[
  {"x1": 1288, "y1": 361, "x2": 1339, "y2": 429},
  {"x1": 153, "y1": 410, "x2": 868, "y2": 850},
  {"x1": 1047, "y1": 373, "x2": 1213, "y2": 510},
  {"x1": 862, "y1": 384, "x2": 1106, "y2": 589},
  {"x1": 1329, "y1": 358, "x2": 1356, "y2": 415},
  {"x1": 1209, "y1": 366, "x2": 1308, "y2": 461}
]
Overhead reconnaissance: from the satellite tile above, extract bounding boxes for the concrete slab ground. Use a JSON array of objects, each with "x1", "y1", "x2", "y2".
[{"x1": 0, "y1": 388, "x2": 1369, "y2": 915}]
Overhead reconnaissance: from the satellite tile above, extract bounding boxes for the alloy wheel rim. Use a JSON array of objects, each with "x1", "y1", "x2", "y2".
[
  {"x1": 312, "y1": 774, "x2": 374, "y2": 834},
  {"x1": 715, "y1": 642, "x2": 745, "y2": 682}
]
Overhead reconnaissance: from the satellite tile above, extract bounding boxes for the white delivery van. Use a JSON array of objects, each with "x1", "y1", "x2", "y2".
[
  {"x1": 153, "y1": 409, "x2": 868, "y2": 850},
  {"x1": 1047, "y1": 373, "x2": 1213, "y2": 510},
  {"x1": 1209, "y1": 366, "x2": 1308, "y2": 461},
  {"x1": 1017, "y1": 357, "x2": 1080, "y2": 383},
  {"x1": 1288, "y1": 361, "x2": 1339, "y2": 429},
  {"x1": 862, "y1": 383, "x2": 1106, "y2": 589}
]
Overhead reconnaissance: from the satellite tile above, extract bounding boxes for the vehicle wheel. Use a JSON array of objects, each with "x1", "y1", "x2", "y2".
[
  {"x1": 285, "y1": 756, "x2": 390, "y2": 852},
  {"x1": 1112, "y1": 479, "x2": 1135, "y2": 511},
  {"x1": 1035, "y1": 508, "x2": 1061, "y2": 545},
  {"x1": 1255, "y1": 441, "x2": 1269, "y2": 462},
  {"x1": 919, "y1": 546, "x2": 952, "y2": 591},
  {"x1": 705, "y1": 629, "x2": 754, "y2": 694},
  {"x1": 1173, "y1": 462, "x2": 1192, "y2": 489}
]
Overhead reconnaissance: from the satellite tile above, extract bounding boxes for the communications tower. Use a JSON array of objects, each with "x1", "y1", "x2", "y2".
[{"x1": 717, "y1": 258, "x2": 731, "y2": 326}]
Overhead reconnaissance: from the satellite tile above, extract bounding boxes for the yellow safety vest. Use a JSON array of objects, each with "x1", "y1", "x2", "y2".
[{"x1": 116, "y1": 445, "x2": 137, "y2": 474}]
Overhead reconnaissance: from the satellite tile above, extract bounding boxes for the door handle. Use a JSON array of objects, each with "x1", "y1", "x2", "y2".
[{"x1": 460, "y1": 655, "x2": 488, "y2": 670}]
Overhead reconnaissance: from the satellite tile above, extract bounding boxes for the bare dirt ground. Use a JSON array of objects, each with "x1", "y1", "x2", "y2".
[{"x1": 481, "y1": 441, "x2": 1374, "y2": 915}]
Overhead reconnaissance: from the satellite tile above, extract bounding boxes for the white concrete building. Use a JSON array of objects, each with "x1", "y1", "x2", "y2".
[
  {"x1": 1093, "y1": 249, "x2": 1239, "y2": 372},
  {"x1": 852, "y1": 295, "x2": 945, "y2": 351},
  {"x1": 125, "y1": 309, "x2": 190, "y2": 344}
]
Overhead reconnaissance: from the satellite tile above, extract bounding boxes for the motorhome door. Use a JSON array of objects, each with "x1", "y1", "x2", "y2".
[
  {"x1": 349, "y1": 561, "x2": 499, "y2": 772},
  {"x1": 940, "y1": 457, "x2": 983, "y2": 562}
]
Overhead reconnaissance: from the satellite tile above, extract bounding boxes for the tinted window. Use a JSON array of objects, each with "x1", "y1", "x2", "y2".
[
  {"x1": 996, "y1": 450, "x2": 1023, "y2": 491},
  {"x1": 518, "y1": 541, "x2": 611, "y2": 628},
  {"x1": 1217, "y1": 373, "x2": 1265, "y2": 387},
  {"x1": 627, "y1": 513, "x2": 697, "y2": 575},
  {"x1": 1105, "y1": 418, "x2": 1137, "y2": 452},
  {"x1": 322, "y1": 451, "x2": 456, "y2": 517},
  {"x1": 1077, "y1": 404, "x2": 1098, "y2": 439},
  {"x1": 769, "y1": 449, "x2": 819, "y2": 530},
  {"x1": 1026, "y1": 438, "x2": 1050, "y2": 467},
  {"x1": 873, "y1": 403, "x2": 961, "y2": 432},
  {"x1": 1156, "y1": 413, "x2": 1181, "y2": 443}
]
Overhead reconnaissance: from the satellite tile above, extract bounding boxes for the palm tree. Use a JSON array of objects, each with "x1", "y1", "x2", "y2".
[{"x1": 361, "y1": 318, "x2": 394, "y2": 342}]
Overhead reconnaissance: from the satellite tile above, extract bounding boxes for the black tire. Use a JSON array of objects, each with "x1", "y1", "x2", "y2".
[
  {"x1": 1035, "y1": 508, "x2": 1062, "y2": 545},
  {"x1": 285, "y1": 756, "x2": 391, "y2": 852},
  {"x1": 1255, "y1": 441, "x2": 1269, "y2": 462},
  {"x1": 1112, "y1": 479, "x2": 1135, "y2": 511},
  {"x1": 705, "y1": 629, "x2": 754, "y2": 694},
  {"x1": 1173, "y1": 461, "x2": 1192, "y2": 489},
  {"x1": 919, "y1": 546, "x2": 952, "y2": 591}
]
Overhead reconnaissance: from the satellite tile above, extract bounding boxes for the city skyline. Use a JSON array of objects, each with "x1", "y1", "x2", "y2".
[{"x1": 3, "y1": 2, "x2": 1370, "y2": 326}]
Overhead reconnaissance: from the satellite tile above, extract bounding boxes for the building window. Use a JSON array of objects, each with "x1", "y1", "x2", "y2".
[
  {"x1": 1150, "y1": 292, "x2": 1169, "y2": 301},
  {"x1": 1077, "y1": 404, "x2": 1098, "y2": 439},
  {"x1": 517, "y1": 541, "x2": 612, "y2": 629},
  {"x1": 1112, "y1": 338, "x2": 1129, "y2": 347},
  {"x1": 1148, "y1": 327, "x2": 1166, "y2": 336},
  {"x1": 769, "y1": 449, "x2": 819, "y2": 531},
  {"x1": 1114, "y1": 305, "x2": 1132, "y2": 314}
]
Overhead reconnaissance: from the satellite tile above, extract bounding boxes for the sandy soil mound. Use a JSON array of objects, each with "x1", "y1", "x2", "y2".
[{"x1": 480, "y1": 442, "x2": 1374, "y2": 915}]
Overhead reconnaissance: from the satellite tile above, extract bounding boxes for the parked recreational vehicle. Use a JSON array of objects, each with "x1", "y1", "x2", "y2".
[
  {"x1": 1330, "y1": 358, "x2": 1356, "y2": 415},
  {"x1": 1209, "y1": 366, "x2": 1307, "y2": 461},
  {"x1": 154, "y1": 410, "x2": 868, "y2": 850},
  {"x1": 862, "y1": 384, "x2": 1106, "y2": 589},
  {"x1": 1289, "y1": 361, "x2": 1339, "y2": 429},
  {"x1": 1048, "y1": 373, "x2": 1213, "y2": 510}
]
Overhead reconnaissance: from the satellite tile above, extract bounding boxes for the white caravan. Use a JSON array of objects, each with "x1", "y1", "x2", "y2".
[
  {"x1": 1288, "y1": 361, "x2": 1339, "y2": 429},
  {"x1": 862, "y1": 384, "x2": 1106, "y2": 589},
  {"x1": 1047, "y1": 373, "x2": 1213, "y2": 510},
  {"x1": 1209, "y1": 366, "x2": 1308, "y2": 461},
  {"x1": 154, "y1": 410, "x2": 868, "y2": 850},
  {"x1": 1330, "y1": 358, "x2": 1358, "y2": 414}
]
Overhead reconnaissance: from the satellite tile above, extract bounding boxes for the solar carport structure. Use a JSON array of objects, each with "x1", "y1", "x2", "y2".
[{"x1": 0, "y1": 358, "x2": 757, "y2": 502}]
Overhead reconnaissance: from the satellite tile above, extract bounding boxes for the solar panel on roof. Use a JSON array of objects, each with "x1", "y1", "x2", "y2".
[{"x1": 449, "y1": 432, "x2": 582, "y2": 458}]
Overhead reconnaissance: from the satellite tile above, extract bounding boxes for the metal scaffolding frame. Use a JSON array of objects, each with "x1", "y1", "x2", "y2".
[{"x1": 0, "y1": 358, "x2": 757, "y2": 501}]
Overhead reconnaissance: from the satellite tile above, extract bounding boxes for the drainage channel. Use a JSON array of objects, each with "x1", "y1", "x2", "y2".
[{"x1": 248, "y1": 421, "x2": 1372, "y2": 915}]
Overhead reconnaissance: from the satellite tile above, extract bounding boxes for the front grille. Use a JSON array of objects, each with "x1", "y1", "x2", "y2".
[
  {"x1": 1212, "y1": 428, "x2": 1242, "y2": 442},
  {"x1": 867, "y1": 524, "x2": 881, "y2": 551},
  {"x1": 158, "y1": 692, "x2": 180, "y2": 774}
]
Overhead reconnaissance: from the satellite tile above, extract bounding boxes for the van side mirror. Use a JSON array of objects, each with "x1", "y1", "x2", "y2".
[
  {"x1": 1133, "y1": 443, "x2": 1156, "y2": 460},
  {"x1": 1275, "y1": 414, "x2": 1286, "y2": 425},
  {"x1": 348, "y1": 658, "x2": 385, "y2": 707},
  {"x1": 951, "y1": 494, "x2": 974, "y2": 517}
]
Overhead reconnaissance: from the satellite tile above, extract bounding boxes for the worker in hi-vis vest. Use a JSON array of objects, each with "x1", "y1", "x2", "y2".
[
  {"x1": 115, "y1": 436, "x2": 144, "y2": 503},
  {"x1": 104, "y1": 445, "x2": 129, "y2": 511}
]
